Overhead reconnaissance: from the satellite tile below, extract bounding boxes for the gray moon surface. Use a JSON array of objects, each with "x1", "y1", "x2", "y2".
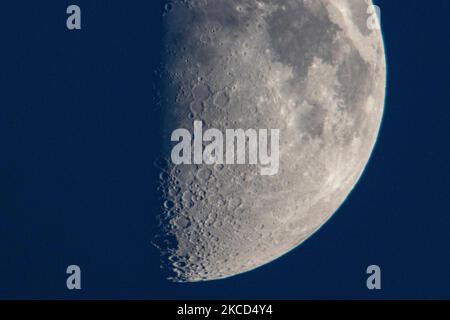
[{"x1": 156, "y1": 0, "x2": 386, "y2": 282}]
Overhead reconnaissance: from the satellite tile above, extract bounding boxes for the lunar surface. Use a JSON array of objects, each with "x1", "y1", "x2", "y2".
[{"x1": 155, "y1": 0, "x2": 386, "y2": 282}]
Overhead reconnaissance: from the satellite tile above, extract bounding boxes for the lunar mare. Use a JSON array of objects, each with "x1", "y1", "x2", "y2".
[{"x1": 156, "y1": 0, "x2": 386, "y2": 282}]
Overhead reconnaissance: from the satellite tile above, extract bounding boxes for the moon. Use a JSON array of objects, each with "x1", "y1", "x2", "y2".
[{"x1": 155, "y1": 0, "x2": 386, "y2": 282}]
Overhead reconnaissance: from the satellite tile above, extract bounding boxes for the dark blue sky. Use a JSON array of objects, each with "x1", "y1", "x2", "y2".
[{"x1": 0, "y1": 1, "x2": 448, "y2": 299}]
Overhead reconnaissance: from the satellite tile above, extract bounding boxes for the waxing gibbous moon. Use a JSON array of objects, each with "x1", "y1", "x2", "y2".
[{"x1": 156, "y1": 0, "x2": 386, "y2": 282}]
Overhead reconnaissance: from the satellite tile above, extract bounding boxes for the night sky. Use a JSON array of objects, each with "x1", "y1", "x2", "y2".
[{"x1": 0, "y1": 0, "x2": 448, "y2": 299}]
